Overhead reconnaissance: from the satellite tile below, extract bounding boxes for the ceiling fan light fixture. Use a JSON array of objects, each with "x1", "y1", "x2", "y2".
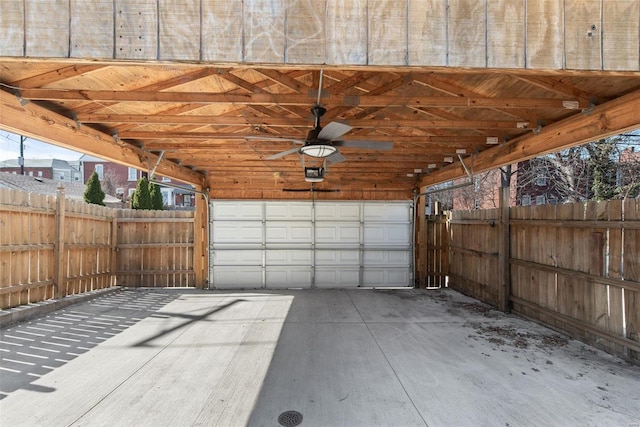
[{"x1": 299, "y1": 143, "x2": 337, "y2": 158}]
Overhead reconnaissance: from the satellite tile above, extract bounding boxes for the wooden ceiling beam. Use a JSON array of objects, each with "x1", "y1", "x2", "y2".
[
  {"x1": 13, "y1": 64, "x2": 106, "y2": 88},
  {"x1": 215, "y1": 69, "x2": 268, "y2": 94},
  {"x1": 76, "y1": 114, "x2": 532, "y2": 129},
  {"x1": 420, "y1": 88, "x2": 640, "y2": 187},
  {"x1": 513, "y1": 75, "x2": 607, "y2": 105},
  {"x1": 0, "y1": 89, "x2": 206, "y2": 188},
  {"x1": 255, "y1": 69, "x2": 310, "y2": 93},
  {"x1": 412, "y1": 74, "x2": 541, "y2": 122},
  {"x1": 19, "y1": 89, "x2": 589, "y2": 109}
]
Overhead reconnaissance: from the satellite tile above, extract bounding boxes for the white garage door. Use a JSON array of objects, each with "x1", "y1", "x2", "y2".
[{"x1": 209, "y1": 200, "x2": 413, "y2": 289}]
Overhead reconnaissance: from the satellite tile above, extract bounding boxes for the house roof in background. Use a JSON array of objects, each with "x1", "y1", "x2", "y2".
[
  {"x1": 0, "y1": 171, "x2": 120, "y2": 204},
  {"x1": 0, "y1": 158, "x2": 79, "y2": 170}
]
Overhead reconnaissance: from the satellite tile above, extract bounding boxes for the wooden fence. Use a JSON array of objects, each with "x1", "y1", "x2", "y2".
[
  {"x1": 0, "y1": 188, "x2": 195, "y2": 309},
  {"x1": 116, "y1": 209, "x2": 194, "y2": 287},
  {"x1": 440, "y1": 199, "x2": 640, "y2": 362}
]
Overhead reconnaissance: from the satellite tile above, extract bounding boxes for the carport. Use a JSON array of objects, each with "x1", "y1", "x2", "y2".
[{"x1": 1, "y1": 1, "x2": 639, "y2": 425}]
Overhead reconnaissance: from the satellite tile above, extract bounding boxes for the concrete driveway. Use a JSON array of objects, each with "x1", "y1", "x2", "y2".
[{"x1": 1, "y1": 288, "x2": 639, "y2": 427}]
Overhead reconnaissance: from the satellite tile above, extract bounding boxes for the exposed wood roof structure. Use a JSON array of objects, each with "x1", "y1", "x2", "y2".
[
  {"x1": 2, "y1": 61, "x2": 639, "y2": 199},
  {"x1": 1, "y1": 1, "x2": 639, "y2": 199}
]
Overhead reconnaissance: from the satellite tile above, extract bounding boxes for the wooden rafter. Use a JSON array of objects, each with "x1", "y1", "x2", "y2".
[
  {"x1": 0, "y1": 89, "x2": 206, "y2": 188},
  {"x1": 420, "y1": 88, "x2": 640, "y2": 187},
  {"x1": 2, "y1": 59, "x2": 638, "y2": 200},
  {"x1": 17, "y1": 89, "x2": 588, "y2": 109}
]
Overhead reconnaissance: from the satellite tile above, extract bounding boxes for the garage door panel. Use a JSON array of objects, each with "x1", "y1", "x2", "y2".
[
  {"x1": 315, "y1": 268, "x2": 360, "y2": 288},
  {"x1": 213, "y1": 250, "x2": 262, "y2": 265},
  {"x1": 316, "y1": 223, "x2": 360, "y2": 245},
  {"x1": 266, "y1": 222, "x2": 313, "y2": 244},
  {"x1": 266, "y1": 202, "x2": 312, "y2": 220},
  {"x1": 363, "y1": 268, "x2": 411, "y2": 286},
  {"x1": 363, "y1": 250, "x2": 411, "y2": 266},
  {"x1": 266, "y1": 249, "x2": 313, "y2": 265},
  {"x1": 364, "y1": 203, "x2": 409, "y2": 221},
  {"x1": 213, "y1": 221, "x2": 263, "y2": 243},
  {"x1": 315, "y1": 202, "x2": 361, "y2": 221},
  {"x1": 212, "y1": 202, "x2": 263, "y2": 220},
  {"x1": 212, "y1": 267, "x2": 262, "y2": 288},
  {"x1": 364, "y1": 224, "x2": 410, "y2": 246},
  {"x1": 315, "y1": 249, "x2": 360, "y2": 265},
  {"x1": 266, "y1": 267, "x2": 312, "y2": 288}
]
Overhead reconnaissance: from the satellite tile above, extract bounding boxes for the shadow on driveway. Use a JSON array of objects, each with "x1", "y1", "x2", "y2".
[{"x1": 0, "y1": 290, "x2": 178, "y2": 399}]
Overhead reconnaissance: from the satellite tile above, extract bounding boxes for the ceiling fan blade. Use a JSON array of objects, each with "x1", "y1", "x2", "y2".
[
  {"x1": 325, "y1": 151, "x2": 346, "y2": 165},
  {"x1": 266, "y1": 147, "x2": 301, "y2": 160},
  {"x1": 246, "y1": 136, "x2": 305, "y2": 144},
  {"x1": 333, "y1": 140, "x2": 393, "y2": 150},
  {"x1": 318, "y1": 121, "x2": 352, "y2": 140}
]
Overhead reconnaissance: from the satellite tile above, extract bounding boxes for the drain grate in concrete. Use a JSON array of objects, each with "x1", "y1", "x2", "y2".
[{"x1": 278, "y1": 410, "x2": 303, "y2": 426}]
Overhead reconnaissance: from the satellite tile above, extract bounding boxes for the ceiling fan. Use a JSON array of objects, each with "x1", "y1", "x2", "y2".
[{"x1": 246, "y1": 71, "x2": 393, "y2": 166}]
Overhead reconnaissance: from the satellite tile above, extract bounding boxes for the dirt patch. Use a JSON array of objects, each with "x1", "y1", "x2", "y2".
[
  {"x1": 453, "y1": 302, "x2": 498, "y2": 317},
  {"x1": 429, "y1": 291, "x2": 452, "y2": 303},
  {"x1": 468, "y1": 323, "x2": 568, "y2": 350}
]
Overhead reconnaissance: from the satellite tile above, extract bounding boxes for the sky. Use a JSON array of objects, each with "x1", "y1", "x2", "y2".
[{"x1": 0, "y1": 131, "x2": 83, "y2": 161}]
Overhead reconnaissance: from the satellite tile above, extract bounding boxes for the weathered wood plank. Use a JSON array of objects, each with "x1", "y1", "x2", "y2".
[
  {"x1": 159, "y1": 0, "x2": 200, "y2": 61},
  {"x1": 449, "y1": 0, "x2": 486, "y2": 67},
  {"x1": 25, "y1": 0, "x2": 69, "y2": 57},
  {"x1": 368, "y1": 0, "x2": 407, "y2": 65},
  {"x1": 408, "y1": 0, "x2": 447, "y2": 66},
  {"x1": 202, "y1": 0, "x2": 243, "y2": 62},
  {"x1": 326, "y1": 0, "x2": 367, "y2": 65},
  {"x1": 0, "y1": 0, "x2": 24, "y2": 56},
  {"x1": 564, "y1": 0, "x2": 602, "y2": 70},
  {"x1": 603, "y1": 0, "x2": 640, "y2": 71},
  {"x1": 71, "y1": 0, "x2": 114, "y2": 58},
  {"x1": 526, "y1": 0, "x2": 563, "y2": 69},
  {"x1": 286, "y1": 0, "x2": 326, "y2": 64},
  {"x1": 244, "y1": 0, "x2": 285, "y2": 63},
  {"x1": 114, "y1": 0, "x2": 158, "y2": 60},
  {"x1": 488, "y1": 0, "x2": 525, "y2": 68}
]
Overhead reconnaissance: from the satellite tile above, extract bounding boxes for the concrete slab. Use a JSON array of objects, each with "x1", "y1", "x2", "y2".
[{"x1": 1, "y1": 288, "x2": 638, "y2": 427}]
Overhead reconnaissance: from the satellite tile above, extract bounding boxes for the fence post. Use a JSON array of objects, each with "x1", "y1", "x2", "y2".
[
  {"x1": 193, "y1": 193, "x2": 208, "y2": 289},
  {"x1": 414, "y1": 193, "x2": 426, "y2": 288},
  {"x1": 498, "y1": 175, "x2": 511, "y2": 313},
  {"x1": 53, "y1": 185, "x2": 66, "y2": 299},
  {"x1": 110, "y1": 212, "x2": 118, "y2": 287}
]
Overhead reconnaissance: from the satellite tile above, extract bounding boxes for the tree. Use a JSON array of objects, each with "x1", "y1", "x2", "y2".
[
  {"x1": 131, "y1": 177, "x2": 152, "y2": 210},
  {"x1": 587, "y1": 139, "x2": 617, "y2": 201},
  {"x1": 84, "y1": 171, "x2": 105, "y2": 206},
  {"x1": 150, "y1": 182, "x2": 164, "y2": 210},
  {"x1": 101, "y1": 167, "x2": 124, "y2": 198}
]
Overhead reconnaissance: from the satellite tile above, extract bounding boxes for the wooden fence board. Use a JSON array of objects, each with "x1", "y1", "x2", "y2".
[
  {"x1": 430, "y1": 198, "x2": 640, "y2": 362},
  {"x1": 1, "y1": 188, "x2": 196, "y2": 309}
]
